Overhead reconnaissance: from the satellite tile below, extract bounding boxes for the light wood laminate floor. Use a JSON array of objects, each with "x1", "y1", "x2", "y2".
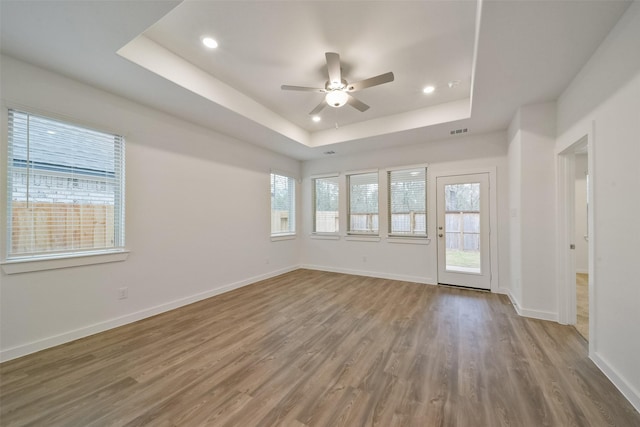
[
  {"x1": 1, "y1": 269, "x2": 638, "y2": 426},
  {"x1": 576, "y1": 273, "x2": 589, "y2": 340}
]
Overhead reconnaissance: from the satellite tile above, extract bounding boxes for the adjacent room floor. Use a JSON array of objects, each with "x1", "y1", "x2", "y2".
[
  {"x1": 1, "y1": 270, "x2": 638, "y2": 426},
  {"x1": 576, "y1": 272, "x2": 589, "y2": 340}
]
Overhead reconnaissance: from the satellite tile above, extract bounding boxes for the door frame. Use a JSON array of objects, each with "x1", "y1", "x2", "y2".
[
  {"x1": 557, "y1": 129, "x2": 595, "y2": 353},
  {"x1": 432, "y1": 167, "x2": 499, "y2": 292}
]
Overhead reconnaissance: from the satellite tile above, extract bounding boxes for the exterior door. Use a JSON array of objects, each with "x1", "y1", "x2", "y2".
[{"x1": 436, "y1": 173, "x2": 491, "y2": 290}]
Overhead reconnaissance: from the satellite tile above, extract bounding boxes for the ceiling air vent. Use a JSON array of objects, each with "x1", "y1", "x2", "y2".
[
  {"x1": 323, "y1": 150, "x2": 336, "y2": 155},
  {"x1": 450, "y1": 128, "x2": 468, "y2": 135}
]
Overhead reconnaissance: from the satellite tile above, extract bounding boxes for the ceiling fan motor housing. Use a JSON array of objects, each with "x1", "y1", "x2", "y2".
[
  {"x1": 325, "y1": 79, "x2": 347, "y2": 91},
  {"x1": 281, "y1": 52, "x2": 393, "y2": 114}
]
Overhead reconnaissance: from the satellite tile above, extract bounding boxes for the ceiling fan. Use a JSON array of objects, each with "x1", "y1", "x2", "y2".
[{"x1": 281, "y1": 52, "x2": 394, "y2": 115}]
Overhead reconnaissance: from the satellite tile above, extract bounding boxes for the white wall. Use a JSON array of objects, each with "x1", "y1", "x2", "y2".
[
  {"x1": 556, "y1": 0, "x2": 640, "y2": 410},
  {"x1": 574, "y1": 153, "x2": 588, "y2": 273},
  {"x1": 508, "y1": 102, "x2": 557, "y2": 320},
  {"x1": 507, "y1": 110, "x2": 523, "y2": 304},
  {"x1": 0, "y1": 56, "x2": 301, "y2": 361},
  {"x1": 301, "y1": 131, "x2": 510, "y2": 292}
]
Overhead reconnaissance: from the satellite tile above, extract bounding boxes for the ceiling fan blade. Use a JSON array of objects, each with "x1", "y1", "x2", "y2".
[
  {"x1": 325, "y1": 52, "x2": 342, "y2": 85},
  {"x1": 347, "y1": 94, "x2": 370, "y2": 112},
  {"x1": 309, "y1": 100, "x2": 327, "y2": 115},
  {"x1": 346, "y1": 72, "x2": 395, "y2": 92},
  {"x1": 281, "y1": 85, "x2": 325, "y2": 92}
]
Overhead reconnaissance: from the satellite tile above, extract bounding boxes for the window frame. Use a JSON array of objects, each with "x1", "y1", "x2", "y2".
[
  {"x1": 270, "y1": 171, "x2": 297, "y2": 239},
  {"x1": 311, "y1": 173, "x2": 340, "y2": 235},
  {"x1": 346, "y1": 169, "x2": 380, "y2": 236},
  {"x1": 1, "y1": 107, "x2": 128, "y2": 274},
  {"x1": 386, "y1": 165, "x2": 429, "y2": 239}
]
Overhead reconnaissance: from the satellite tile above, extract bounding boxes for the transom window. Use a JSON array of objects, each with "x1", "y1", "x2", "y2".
[{"x1": 6, "y1": 109, "x2": 125, "y2": 259}]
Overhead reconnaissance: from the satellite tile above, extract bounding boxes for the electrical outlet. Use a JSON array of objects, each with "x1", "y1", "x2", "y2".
[{"x1": 118, "y1": 287, "x2": 128, "y2": 300}]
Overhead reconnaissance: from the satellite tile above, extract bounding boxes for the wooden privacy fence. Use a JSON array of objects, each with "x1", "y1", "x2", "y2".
[
  {"x1": 315, "y1": 211, "x2": 339, "y2": 233},
  {"x1": 350, "y1": 213, "x2": 379, "y2": 232},
  {"x1": 10, "y1": 202, "x2": 115, "y2": 255},
  {"x1": 445, "y1": 211, "x2": 480, "y2": 251}
]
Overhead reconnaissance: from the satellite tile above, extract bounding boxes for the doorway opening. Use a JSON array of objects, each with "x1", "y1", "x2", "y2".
[
  {"x1": 558, "y1": 135, "x2": 593, "y2": 346},
  {"x1": 436, "y1": 173, "x2": 491, "y2": 290},
  {"x1": 574, "y1": 150, "x2": 589, "y2": 340}
]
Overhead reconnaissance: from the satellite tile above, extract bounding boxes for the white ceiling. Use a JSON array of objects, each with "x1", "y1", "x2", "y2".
[
  {"x1": 143, "y1": 1, "x2": 476, "y2": 131},
  {"x1": 0, "y1": 0, "x2": 631, "y2": 160}
]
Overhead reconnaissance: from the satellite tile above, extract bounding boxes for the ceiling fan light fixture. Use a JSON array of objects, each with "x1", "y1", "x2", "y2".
[
  {"x1": 325, "y1": 90, "x2": 348, "y2": 108},
  {"x1": 202, "y1": 37, "x2": 218, "y2": 49}
]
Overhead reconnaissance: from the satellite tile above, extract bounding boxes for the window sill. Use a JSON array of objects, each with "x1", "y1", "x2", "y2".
[
  {"x1": 310, "y1": 234, "x2": 340, "y2": 240},
  {"x1": 271, "y1": 234, "x2": 296, "y2": 242},
  {"x1": 386, "y1": 237, "x2": 431, "y2": 245},
  {"x1": 1, "y1": 250, "x2": 130, "y2": 275},
  {"x1": 345, "y1": 235, "x2": 381, "y2": 242}
]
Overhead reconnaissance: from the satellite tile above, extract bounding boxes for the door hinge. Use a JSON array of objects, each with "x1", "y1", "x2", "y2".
[{"x1": 570, "y1": 244, "x2": 575, "y2": 250}]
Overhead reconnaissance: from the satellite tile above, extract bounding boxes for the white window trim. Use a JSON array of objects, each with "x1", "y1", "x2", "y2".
[
  {"x1": 345, "y1": 235, "x2": 381, "y2": 242},
  {"x1": 2, "y1": 107, "x2": 127, "y2": 267},
  {"x1": 346, "y1": 169, "x2": 380, "y2": 236},
  {"x1": 309, "y1": 172, "x2": 339, "y2": 180},
  {"x1": 386, "y1": 164, "x2": 429, "y2": 240},
  {"x1": 310, "y1": 233, "x2": 340, "y2": 240},
  {"x1": 386, "y1": 237, "x2": 431, "y2": 245},
  {"x1": 385, "y1": 163, "x2": 429, "y2": 173},
  {"x1": 1, "y1": 249, "x2": 130, "y2": 274},
  {"x1": 271, "y1": 234, "x2": 296, "y2": 242},
  {"x1": 344, "y1": 168, "x2": 379, "y2": 176},
  {"x1": 311, "y1": 172, "x2": 340, "y2": 236},
  {"x1": 270, "y1": 170, "x2": 297, "y2": 238}
]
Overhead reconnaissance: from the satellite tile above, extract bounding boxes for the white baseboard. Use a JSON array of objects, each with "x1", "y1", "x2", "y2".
[
  {"x1": 591, "y1": 352, "x2": 640, "y2": 413},
  {"x1": 506, "y1": 291, "x2": 523, "y2": 314},
  {"x1": 505, "y1": 290, "x2": 558, "y2": 322},
  {"x1": 0, "y1": 265, "x2": 299, "y2": 362},
  {"x1": 300, "y1": 264, "x2": 435, "y2": 285}
]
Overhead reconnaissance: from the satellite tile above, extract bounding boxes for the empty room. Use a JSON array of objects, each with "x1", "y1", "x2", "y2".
[{"x1": 1, "y1": 0, "x2": 639, "y2": 425}]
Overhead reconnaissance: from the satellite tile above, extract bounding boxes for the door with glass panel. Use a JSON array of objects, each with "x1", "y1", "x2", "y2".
[{"x1": 436, "y1": 173, "x2": 490, "y2": 290}]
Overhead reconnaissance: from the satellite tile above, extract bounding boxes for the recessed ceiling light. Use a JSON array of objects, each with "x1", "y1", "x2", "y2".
[
  {"x1": 423, "y1": 85, "x2": 435, "y2": 94},
  {"x1": 47, "y1": 130, "x2": 56, "y2": 135},
  {"x1": 312, "y1": 116, "x2": 321, "y2": 122},
  {"x1": 202, "y1": 37, "x2": 218, "y2": 49}
]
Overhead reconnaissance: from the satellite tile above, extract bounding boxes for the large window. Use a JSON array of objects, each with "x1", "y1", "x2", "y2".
[
  {"x1": 270, "y1": 172, "x2": 296, "y2": 236},
  {"x1": 312, "y1": 175, "x2": 339, "y2": 233},
  {"x1": 347, "y1": 172, "x2": 378, "y2": 234},
  {"x1": 388, "y1": 167, "x2": 427, "y2": 236},
  {"x1": 6, "y1": 109, "x2": 125, "y2": 258}
]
